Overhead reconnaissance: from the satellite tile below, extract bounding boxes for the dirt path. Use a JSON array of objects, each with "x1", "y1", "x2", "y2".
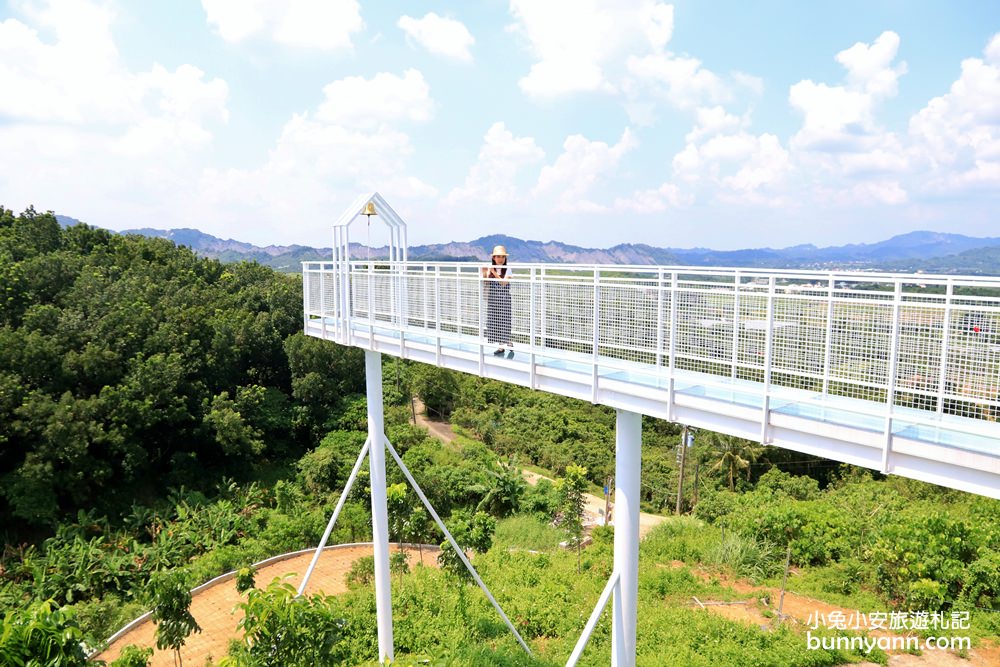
[
  {"x1": 667, "y1": 561, "x2": 998, "y2": 667},
  {"x1": 412, "y1": 399, "x2": 669, "y2": 539},
  {"x1": 94, "y1": 544, "x2": 438, "y2": 667},
  {"x1": 412, "y1": 397, "x2": 459, "y2": 445}
]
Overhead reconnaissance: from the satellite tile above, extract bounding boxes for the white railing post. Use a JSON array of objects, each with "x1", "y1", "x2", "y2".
[
  {"x1": 822, "y1": 277, "x2": 835, "y2": 395},
  {"x1": 612, "y1": 408, "x2": 641, "y2": 667},
  {"x1": 319, "y1": 266, "x2": 327, "y2": 340},
  {"x1": 398, "y1": 263, "x2": 406, "y2": 357},
  {"x1": 435, "y1": 266, "x2": 442, "y2": 366},
  {"x1": 332, "y1": 229, "x2": 339, "y2": 339},
  {"x1": 423, "y1": 265, "x2": 429, "y2": 330},
  {"x1": 456, "y1": 266, "x2": 463, "y2": 338},
  {"x1": 478, "y1": 267, "x2": 486, "y2": 376},
  {"x1": 367, "y1": 261, "x2": 375, "y2": 349},
  {"x1": 936, "y1": 280, "x2": 954, "y2": 415},
  {"x1": 540, "y1": 266, "x2": 547, "y2": 349},
  {"x1": 655, "y1": 268, "x2": 664, "y2": 369},
  {"x1": 592, "y1": 268, "x2": 601, "y2": 404},
  {"x1": 365, "y1": 351, "x2": 393, "y2": 663},
  {"x1": 529, "y1": 266, "x2": 537, "y2": 389},
  {"x1": 667, "y1": 271, "x2": 678, "y2": 421},
  {"x1": 760, "y1": 276, "x2": 776, "y2": 444},
  {"x1": 731, "y1": 271, "x2": 741, "y2": 379},
  {"x1": 882, "y1": 281, "x2": 903, "y2": 473}
]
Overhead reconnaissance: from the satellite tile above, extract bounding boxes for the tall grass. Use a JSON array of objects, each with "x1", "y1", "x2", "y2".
[
  {"x1": 494, "y1": 515, "x2": 565, "y2": 552},
  {"x1": 704, "y1": 532, "x2": 782, "y2": 582}
]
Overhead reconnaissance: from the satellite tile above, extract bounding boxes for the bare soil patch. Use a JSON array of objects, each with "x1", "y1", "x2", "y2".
[{"x1": 95, "y1": 544, "x2": 438, "y2": 667}]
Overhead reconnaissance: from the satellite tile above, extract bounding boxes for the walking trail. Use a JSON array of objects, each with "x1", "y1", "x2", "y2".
[{"x1": 411, "y1": 398, "x2": 668, "y2": 538}]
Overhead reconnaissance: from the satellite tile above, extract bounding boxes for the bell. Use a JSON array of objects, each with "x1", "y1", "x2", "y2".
[{"x1": 362, "y1": 201, "x2": 378, "y2": 217}]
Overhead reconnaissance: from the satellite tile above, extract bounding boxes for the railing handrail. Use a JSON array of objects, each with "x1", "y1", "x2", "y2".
[{"x1": 302, "y1": 259, "x2": 1000, "y2": 288}]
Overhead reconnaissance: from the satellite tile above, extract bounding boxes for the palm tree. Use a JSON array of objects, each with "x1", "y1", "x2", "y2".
[{"x1": 708, "y1": 433, "x2": 757, "y2": 491}]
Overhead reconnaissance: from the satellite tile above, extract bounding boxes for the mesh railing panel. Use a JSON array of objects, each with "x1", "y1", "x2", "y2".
[{"x1": 303, "y1": 262, "x2": 1000, "y2": 422}]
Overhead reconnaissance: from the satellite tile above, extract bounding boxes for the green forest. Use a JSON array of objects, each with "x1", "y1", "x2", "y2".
[{"x1": 1, "y1": 207, "x2": 998, "y2": 666}]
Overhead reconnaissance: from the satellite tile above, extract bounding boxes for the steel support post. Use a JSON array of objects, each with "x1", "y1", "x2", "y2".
[
  {"x1": 612, "y1": 409, "x2": 641, "y2": 667},
  {"x1": 365, "y1": 350, "x2": 394, "y2": 663}
]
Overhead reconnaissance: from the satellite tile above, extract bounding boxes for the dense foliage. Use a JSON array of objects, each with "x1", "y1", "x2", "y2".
[{"x1": 0, "y1": 207, "x2": 364, "y2": 530}]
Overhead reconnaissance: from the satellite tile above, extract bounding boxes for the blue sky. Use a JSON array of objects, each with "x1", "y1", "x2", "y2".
[{"x1": 1, "y1": 1, "x2": 998, "y2": 251}]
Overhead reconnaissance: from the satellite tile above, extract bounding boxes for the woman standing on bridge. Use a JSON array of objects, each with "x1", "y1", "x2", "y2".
[{"x1": 482, "y1": 245, "x2": 513, "y2": 358}]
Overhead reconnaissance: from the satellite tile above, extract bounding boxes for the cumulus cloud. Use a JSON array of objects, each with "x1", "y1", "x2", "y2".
[
  {"x1": 508, "y1": 0, "x2": 674, "y2": 98},
  {"x1": 200, "y1": 69, "x2": 437, "y2": 240},
  {"x1": 0, "y1": 0, "x2": 132, "y2": 123},
  {"x1": 446, "y1": 122, "x2": 545, "y2": 205},
  {"x1": 535, "y1": 128, "x2": 638, "y2": 211},
  {"x1": 614, "y1": 182, "x2": 689, "y2": 212},
  {"x1": 672, "y1": 129, "x2": 791, "y2": 206},
  {"x1": 316, "y1": 69, "x2": 433, "y2": 128},
  {"x1": 201, "y1": 0, "x2": 363, "y2": 50},
  {"x1": 398, "y1": 12, "x2": 474, "y2": 62},
  {"x1": 789, "y1": 31, "x2": 906, "y2": 152},
  {"x1": 0, "y1": 0, "x2": 229, "y2": 216},
  {"x1": 626, "y1": 53, "x2": 730, "y2": 110},
  {"x1": 909, "y1": 32, "x2": 1000, "y2": 191}
]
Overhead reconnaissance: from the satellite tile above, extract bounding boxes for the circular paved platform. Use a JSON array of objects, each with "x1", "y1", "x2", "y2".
[{"x1": 95, "y1": 543, "x2": 439, "y2": 666}]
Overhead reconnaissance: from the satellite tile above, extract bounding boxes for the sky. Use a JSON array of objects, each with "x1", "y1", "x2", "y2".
[{"x1": 1, "y1": 0, "x2": 999, "y2": 251}]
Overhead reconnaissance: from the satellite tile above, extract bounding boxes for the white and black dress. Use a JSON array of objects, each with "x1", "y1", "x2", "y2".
[{"x1": 485, "y1": 267, "x2": 512, "y2": 347}]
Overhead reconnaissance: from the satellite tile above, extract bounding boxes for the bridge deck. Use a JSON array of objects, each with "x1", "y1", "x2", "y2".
[{"x1": 304, "y1": 262, "x2": 1000, "y2": 498}]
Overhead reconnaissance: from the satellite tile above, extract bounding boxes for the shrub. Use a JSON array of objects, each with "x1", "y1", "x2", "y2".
[
  {"x1": 111, "y1": 645, "x2": 154, "y2": 667},
  {"x1": 225, "y1": 579, "x2": 346, "y2": 666},
  {"x1": 0, "y1": 600, "x2": 88, "y2": 666},
  {"x1": 346, "y1": 555, "x2": 375, "y2": 588},
  {"x1": 869, "y1": 514, "x2": 981, "y2": 609}
]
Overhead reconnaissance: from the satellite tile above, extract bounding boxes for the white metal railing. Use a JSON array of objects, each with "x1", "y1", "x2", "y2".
[{"x1": 304, "y1": 261, "x2": 1000, "y2": 435}]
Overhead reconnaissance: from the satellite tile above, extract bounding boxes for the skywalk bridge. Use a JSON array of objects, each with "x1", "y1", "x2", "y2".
[
  {"x1": 301, "y1": 193, "x2": 999, "y2": 667},
  {"x1": 304, "y1": 257, "x2": 1000, "y2": 499}
]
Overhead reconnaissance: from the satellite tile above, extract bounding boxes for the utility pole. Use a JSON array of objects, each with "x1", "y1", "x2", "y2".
[{"x1": 675, "y1": 425, "x2": 688, "y2": 515}]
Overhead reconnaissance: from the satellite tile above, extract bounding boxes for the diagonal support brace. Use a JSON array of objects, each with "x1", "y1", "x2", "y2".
[
  {"x1": 384, "y1": 435, "x2": 533, "y2": 656},
  {"x1": 297, "y1": 437, "x2": 371, "y2": 597}
]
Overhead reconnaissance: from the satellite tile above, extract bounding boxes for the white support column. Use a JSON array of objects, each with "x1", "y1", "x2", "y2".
[
  {"x1": 365, "y1": 351, "x2": 394, "y2": 663},
  {"x1": 612, "y1": 409, "x2": 641, "y2": 667}
]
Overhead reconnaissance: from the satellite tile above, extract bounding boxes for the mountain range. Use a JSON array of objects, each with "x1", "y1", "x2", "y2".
[{"x1": 54, "y1": 216, "x2": 1000, "y2": 275}]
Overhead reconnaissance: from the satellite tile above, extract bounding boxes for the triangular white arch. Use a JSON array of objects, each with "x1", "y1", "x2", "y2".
[{"x1": 332, "y1": 192, "x2": 408, "y2": 263}]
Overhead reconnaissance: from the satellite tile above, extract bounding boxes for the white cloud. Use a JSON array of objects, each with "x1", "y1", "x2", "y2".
[
  {"x1": 626, "y1": 52, "x2": 729, "y2": 110},
  {"x1": 446, "y1": 122, "x2": 545, "y2": 205},
  {"x1": 836, "y1": 31, "x2": 908, "y2": 99},
  {"x1": 535, "y1": 128, "x2": 638, "y2": 211},
  {"x1": 315, "y1": 69, "x2": 433, "y2": 128},
  {"x1": 197, "y1": 68, "x2": 437, "y2": 242},
  {"x1": 844, "y1": 180, "x2": 908, "y2": 205},
  {"x1": 671, "y1": 126, "x2": 791, "y2": 206},
  {"x1": 0, "y1": 0, "x2": 133, "y2": 123},
  {"x1": 909, "y1": 33, "x2": 1000, "y2": 191},
  {"x1": 198, "y1": 110, "x2": 438, "y2": 245},
  {"x1": 201, "y1": 0, "x2": 363, "y2": 50},
  {"x1": 398, "y1": 12, "x2": 474, "y2": 62},
  {"x1": 987, "y1": 33, "x2": 1000, "y2": 65},
  {"x1": 685, "y1": 106, "x2": 747, "y2": 143},
  {"x1": 614, "y1": 182, "x2": 689, "y2": 212},
  {"x1": 508, "y1": 0, "x2": 674, "y2": 98},
  {"x1": 789, "y1": 31, "x2": 906, "y2": 152}
]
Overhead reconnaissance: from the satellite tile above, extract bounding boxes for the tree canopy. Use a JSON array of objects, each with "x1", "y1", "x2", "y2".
[{"x1": 0, "y1": 207, "x2": 365, "y2": 530}]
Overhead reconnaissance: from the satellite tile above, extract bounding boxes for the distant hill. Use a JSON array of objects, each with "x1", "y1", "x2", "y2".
[
  {"x1": 890, "y1": 245, "x2": 1000, "y2": 275},
  {"x1": 52, "y1": 215, "x2": 1000, "y2": 274}
]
